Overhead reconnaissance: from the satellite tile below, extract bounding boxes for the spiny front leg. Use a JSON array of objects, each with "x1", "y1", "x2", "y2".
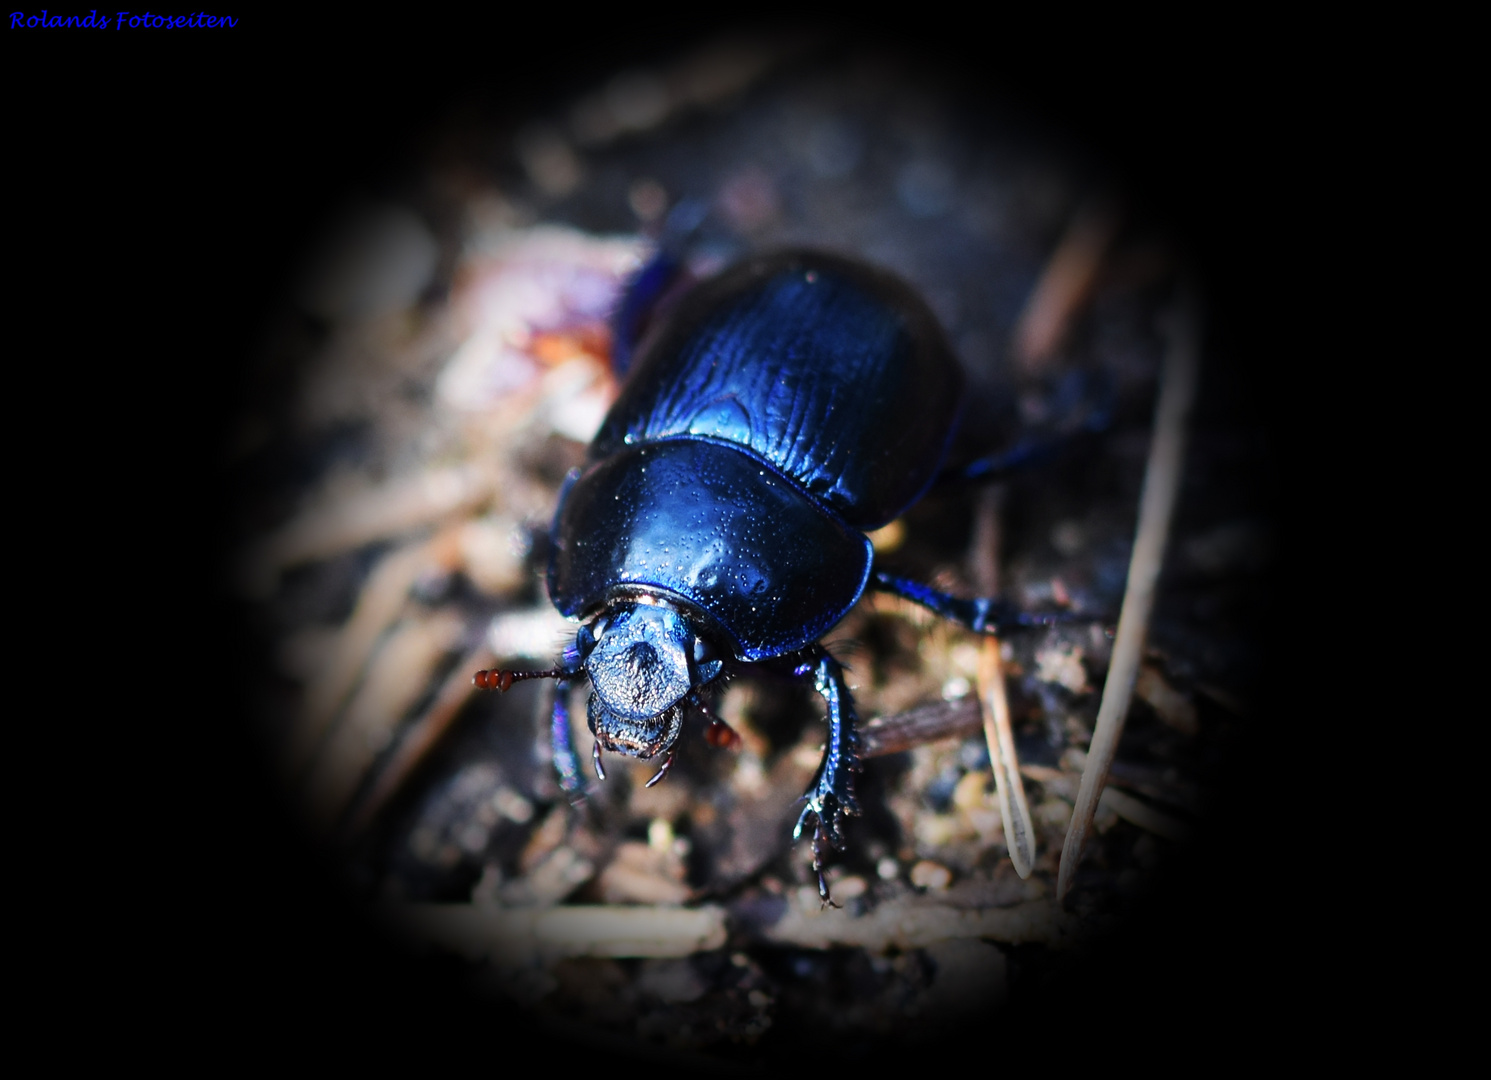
[
  {"x1": 792, "y1": 646, "x2": 862, "y2": 907},
  {"x1": 550, "y1": 678, "x2": 586, "y2": 796},
  {"x1": 476, "y1": 642, "x2": 589, "y2": 800},
  {"x1": 549, "y1": 642, "x2": 589, "y2": 798}
]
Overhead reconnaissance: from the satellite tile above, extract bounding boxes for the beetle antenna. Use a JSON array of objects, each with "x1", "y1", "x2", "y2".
[
  {"x1": 472, "y1": 667, "x2": 566, "y2": 692},
  {"x1": 689, "y1": 694, "x2": 743, "y2": 750},
  {"x1": 704, "y1": 718, "x2": 742, "y2": 750}
]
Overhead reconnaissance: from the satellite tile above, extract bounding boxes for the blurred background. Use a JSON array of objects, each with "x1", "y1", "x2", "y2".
[{"x1": 14, "y1": 15, "x2": 1295, "y2": 1065}]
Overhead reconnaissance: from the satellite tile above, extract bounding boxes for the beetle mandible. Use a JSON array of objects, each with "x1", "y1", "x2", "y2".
[{"x1": 476, "y1": 249, "x2": 1066, "y2": 903}]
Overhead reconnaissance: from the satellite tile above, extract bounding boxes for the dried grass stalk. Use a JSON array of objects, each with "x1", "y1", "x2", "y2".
[{"x1": 1057, "y1": 285, "x2": 1200, "y2": 903}]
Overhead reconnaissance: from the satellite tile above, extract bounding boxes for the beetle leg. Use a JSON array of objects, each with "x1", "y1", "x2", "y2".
[
  {"x1": 809, "y1": 826, "x2": 841, "y2": 910},
  {"x1": 792, "y1": 646, "x2": 861, "y2": 899},
  {"x1": 610, "y1": 253, "x2": 682, "y2": 378},
  {"x1": 644, "y1": 751, "x2": 675, "y2": 788},
  {"x1": 547, "y1": 643, "x2": 590, "y2": 799},
  {"x1": 871, "y1": 571, "x2": 1100, "y2": 634},
  {"x1": 939, "y1": 370, "x2": 1115, "y2": 485},
  {"x1": 548, "y1": 678, "x2": 587, "y2": 797},
  {"x1": 608, "y1": 201, "x2": 706, "y2": 376},
  {"x1": 591, "y1": 738, "x2": 607, "y2": 781}
]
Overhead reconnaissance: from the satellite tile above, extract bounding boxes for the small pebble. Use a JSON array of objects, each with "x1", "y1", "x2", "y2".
[
  {"x1": 648, "y1": 817, "x2": 675, "y2": 852},
  {"x1": 909, "y1": 860, "x2": 952, "y2": 890},
  {"x1": 1035, "y1": 641, "x2": 1090, "y2": 694},
  {"x1": 831, "y1": 875, "x2": 867, "y2": 900},
  {"x1": 1035, "y1": 798, "x2": 1073, "y2": 829},
  {"x1": 491, "y1": 785, "x2": 533, "y2": 824},
  {"x1": 952, "y1": 769, "x2": 991, "y2": 812}
]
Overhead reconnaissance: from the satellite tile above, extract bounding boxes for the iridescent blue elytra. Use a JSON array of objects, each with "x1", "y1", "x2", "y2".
[
  {"x1": 552, "y1": 254, "x2": 963, "y2": 658},
  {"x1": 478, "y1": 249, "x2": 1062, "y2": 904}
]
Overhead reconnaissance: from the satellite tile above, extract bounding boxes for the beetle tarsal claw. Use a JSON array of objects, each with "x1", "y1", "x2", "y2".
[
  {"x1": 793, "y1": 792, "x2": 854, "y2": 853},
  {"x1": 644, "y1": 752, "x2": 675, "y2": 788},
  {"x1": 808, "y1": 820, "x2": 842, "y2": 909}
]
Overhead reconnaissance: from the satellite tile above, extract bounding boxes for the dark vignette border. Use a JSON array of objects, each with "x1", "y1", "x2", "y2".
[{"x1": 12, "y1": 13, "x2": 1308, "y2": 1066}]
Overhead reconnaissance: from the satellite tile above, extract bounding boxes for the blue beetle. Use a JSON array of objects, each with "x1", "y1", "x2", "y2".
[{"x1": 476, "y1": 249, "x2": 1064, "y2": 901}]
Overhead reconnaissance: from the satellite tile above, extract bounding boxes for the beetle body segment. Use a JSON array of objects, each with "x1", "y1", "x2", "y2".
[
  {"x1": 592, "y1": 251, "x2": 964, "y2": 529},
  {"x1": 549, "y1": 438, "x2": 874, "y2": 660}
]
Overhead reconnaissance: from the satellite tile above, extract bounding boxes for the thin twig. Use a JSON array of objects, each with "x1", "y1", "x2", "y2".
[
  {"x1": 981, "y1": 638, "x2": 1036, "y2": 878},
  {"x1": 758, "y1": 896, "x2": 1074, "y2": 950},
  {"x1": 394, "y1": 903, "x2": 728, "y2": 964},
  {"x1": 288, "y1": 529, "x2": 461, "y2": 777},
  {"x1": 857, "y1": 696, "x2": 981, "y2": 758},
  {"x1": 346, "y1": 641, "x2": 498, "y2": 836},
  {"x1": 1012, "y1": 197, "x2": 1122, "y2": 373},
  {"x1": 304, "y1": 610, "x2": 466, "y2": 833},
  {"x1": 1098, "y1": 787, "x2": 1194, "y2": 844},
  {"x1": 968, "y1": 482, "x2": 1035, "y2": 876},
  {"x1": 259, "y1": 464, "x2": 492, "y2": 575},
  {"x1": 970, "y1": 484, "x2": 1005, "y2": 596},
  {"x1": 1057, "y1": 282, "x2": 1200, "y2": 904}
]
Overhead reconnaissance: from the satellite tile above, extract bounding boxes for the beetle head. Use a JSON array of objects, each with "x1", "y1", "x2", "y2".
[{"x1": 579, "y1": 600, "x2": 722, "y2": 760}]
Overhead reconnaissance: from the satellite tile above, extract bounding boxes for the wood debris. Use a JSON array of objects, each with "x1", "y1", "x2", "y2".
[
  {"x1": 393, "y1": 903, "x2": 728, "y2": 964},
  {"x1": 759, "y1": 896, "x2": 1077, "y2": 950}
]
